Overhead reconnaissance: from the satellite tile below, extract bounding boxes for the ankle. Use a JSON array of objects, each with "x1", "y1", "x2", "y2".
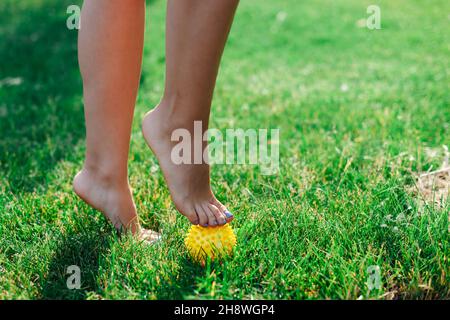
[
  {"x1": 81, "y1": 164, "x2": 129, "y2": 189},
  {"x1": 157, "y1": 95, "x2": 209, "y2": 129}
]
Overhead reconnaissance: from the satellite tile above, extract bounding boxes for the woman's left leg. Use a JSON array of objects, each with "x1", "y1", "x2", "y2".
[{"x1": 74, "y1": 0, "x2": 158, "y2": 241}]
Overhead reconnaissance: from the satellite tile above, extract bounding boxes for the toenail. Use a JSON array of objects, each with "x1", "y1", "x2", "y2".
[
  {"x1": 224, "y1": 210, "x2": 233, "y2": 219},
  {"x1": 201, "y1": 223, "x2": 208, "y2": 227},
  {"x1": 211, "y1": 221, "x2": 218, "y2": 226}
]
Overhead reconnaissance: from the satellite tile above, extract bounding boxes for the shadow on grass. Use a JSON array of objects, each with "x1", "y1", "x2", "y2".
[
  {"x1": 40, "y1": 229, "x2": 111, "y2": 300},
  {"x1": 155, "y1": 256, "x2": 231, "y2": 299},
  {"x1": 154, "y1": 257, "x2": 203, "y2": 299},
  {"x1": 0, "y1": 0, "x2": 84, "y2": 193}
]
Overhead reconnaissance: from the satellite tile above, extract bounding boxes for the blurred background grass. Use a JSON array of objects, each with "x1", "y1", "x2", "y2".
[{"x1": 0, "y1": 0, "x2": 448, "y2": 299}]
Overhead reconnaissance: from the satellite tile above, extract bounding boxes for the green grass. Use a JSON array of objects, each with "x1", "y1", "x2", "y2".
[{"x1": 0, "y1": 0, "x2": 449, "y2": 299}]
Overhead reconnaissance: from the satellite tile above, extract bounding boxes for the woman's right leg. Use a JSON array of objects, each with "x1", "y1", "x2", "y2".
[
  {"x1": 74, "y1": 0, "x2": 158, "y2": 241},
  {"x1": 142, "y1": 0, "x2": 239, "y2": 227}
]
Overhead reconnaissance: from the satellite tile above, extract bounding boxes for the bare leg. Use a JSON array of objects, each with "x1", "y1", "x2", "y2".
[
  {"x1": 73, "y1": 0, "x2": 159, "y2": 242},
  {"x1": 143, "y1": 0, "x2": 239, "y2": 227}
]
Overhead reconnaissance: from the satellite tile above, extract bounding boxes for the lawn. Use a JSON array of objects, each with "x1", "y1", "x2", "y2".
[{"x1": 0, "y1": 0, "x2": 448, "y2": 299}]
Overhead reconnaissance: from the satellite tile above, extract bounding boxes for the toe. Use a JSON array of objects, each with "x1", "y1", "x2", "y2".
[
  {"x1": 212, "y1": 198, "x2": 234, "y2": 222},
  {"x1": 207, "y1": 203, "x2": 226, "y2": 225},
  {"x1": 195, "y1": 204, "x2": 209, "y2": 227},
  {"x1": 202, "y1": 203, "x2": 220, "y2": 227},
  {"x1": 183, "y1": 205, "x2": 200, "y2": 225}
]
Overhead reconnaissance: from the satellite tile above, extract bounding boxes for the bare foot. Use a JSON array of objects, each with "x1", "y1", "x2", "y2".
[
  {"x1": 142, "y1": 103, "x2": 234, "y2": 227},
  {"x1": 73, "y1": 168, "x2": 160, "y2": 244}
]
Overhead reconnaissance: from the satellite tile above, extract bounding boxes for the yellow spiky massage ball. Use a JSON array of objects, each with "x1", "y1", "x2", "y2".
[{"x1": 185, "y1": 224, "x2": 237, "y2": 265}]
